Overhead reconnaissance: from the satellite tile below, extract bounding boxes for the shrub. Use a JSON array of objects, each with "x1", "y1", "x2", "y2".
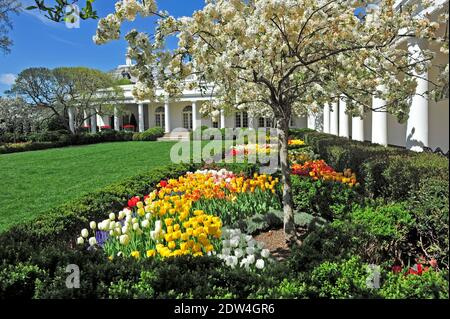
[
  {"x1": 306, "y1": 256, "x2": 378, "y2": 299},
  {"x1": 133, "y1": 127, "x2": 165, "y2": 141},
  {"x1": 380, "y1": 269, "x2": 449, "y2": 299},
  {"x1": 408, "y1": 177, "x2": 449, "y2": 268},
  {"x1": 331, "y1": 203, "x2": 416, "y2": 264},
  {"x1": 0, "y1": 263, "x2": 47, "y2": 299},
  {"x1": 291, "y1": 175, "x2": 362, "y2": 221}
]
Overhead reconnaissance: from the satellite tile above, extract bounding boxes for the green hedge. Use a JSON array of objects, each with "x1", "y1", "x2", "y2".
[
  {"x1": 290, "y1": 129, "x2": 449, "y2": 201},
  {"x1": 0, "y1": 130, "x2": 134, "y2": 155},
  {"x1": 132, "y1": 127, "x2": 165, "y2": 141}
]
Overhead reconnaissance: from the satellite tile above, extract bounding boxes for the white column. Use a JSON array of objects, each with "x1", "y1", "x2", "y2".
[
  {"x1": 352, "y1": 109, "x2": 365, "y2": 142},
  {"x1": 406, "y1": 39, "x2": 429, "y2": 152},
  {"x1": 307, "y1": 112, "x2": 316, "y2": 130},
  {"x1": 248, "y1": 115, "x2": 257, "y2": 130},
  {"x1": 90, "y1": 109, "x2": 97, "y2": 133},
  {"x1": 114, "y1": 107, "x2": 120, "y2": 131},
  {"x1": 83, "y1": 110, "x2": 89, "y2": 127},
  {"x1": 220, "y1": 110, "x2": 226, "y2": 129},
  {"x1": 338, "y1": 97, "x2": 349, "y2": 138},
  {"x1": 372, "y1": 85, "x2": 388, "y2": 146},
  {"x1": 164, "y1": 98, "x2": 171, "y2": 133},
  {"x1": 138, "y1": 103, "x2": 145, "y2": 133},
  {"x1": 192, "y1": 101, "x2": 198, "y2": 131},
  {"x1": 329, "y1": 102, "x2": 339, "y2": 135},
  {"x1": 68, "y1": 107, "x2": 75, "y2": 133},
  {"x1": 323, "y1": 103, "x2": 330, "y2": 134}
]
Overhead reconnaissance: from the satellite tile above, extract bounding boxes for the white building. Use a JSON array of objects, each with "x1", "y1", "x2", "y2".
[{"x1": 87, "y1": 0, "x2": 448, "y2": 153}]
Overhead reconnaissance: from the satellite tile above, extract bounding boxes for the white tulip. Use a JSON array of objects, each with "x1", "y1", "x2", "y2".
[
  {"x1": 89, "y1": 221, "x2": 97, "y2": 230},
  {"x1": 76, "y1": 237, "x2": 84, "y2": 245},
  {"x1": 255, "y1": 259, "x2": 265, "y2": 269},
  {"x1": 222, "y1": 239, "x2": 231, "y2": 248},
  {"x1": 145, "y1": 213, "x2": 151, "y2": 220},
  {"x1": 119, "y1": 234, "x2": 130, "y2": 245},
  {"x1": 222, "y1": 248, "x2": 231, "y2": 256},
  {"x1": 131, "y1": 217, "x2": 138, "y2": 224},
  {"x1": 88, "y1": 237, "x2": 97, "y2": 246},
  {"x1": 246, "y1": 247, "x2": 255, "y2": 255},
  {"x1": 247, "y1": 254, "x2": 255, "y2": 264},
  {"x1": 261, "y1": 249, "x2": 270, "y2": 258},
  {"x1": 81, "y1": 228, "x2": 89, "y2": 238},
  {"x1": 234, "y1": 248, "x2": 244, "y2": 258},
  {"x1": 141, "y1": 220, "x2": 150, "y2": 228},
  {"x1": 133, "y1": 223, "x2": 140, "y2": 231},
  {"x1": 155, "y1": 220, "x2": 162, "y2": 233},
  {"x1": 109, "y1": 213, "x2": 116, "y2": 221},
  {"x1": 118, "y1": 211, "x2": 125, "y2": 220},
  {"x1": 125, "y1": 215, "x2": 132, "y2": 223}
]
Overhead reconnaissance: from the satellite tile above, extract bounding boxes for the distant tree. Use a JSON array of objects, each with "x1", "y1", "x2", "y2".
[
  {"x1": 8, "y1": 67, "x2": 125, "y2": 133},
  {"x1": 0, "y1": 0, "x2": 21, "y2": 54},
  {"x1": 0, "y1": 96, "x2": 47, "y2": 136}
]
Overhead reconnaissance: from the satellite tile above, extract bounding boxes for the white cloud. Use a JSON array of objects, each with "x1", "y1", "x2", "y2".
[{"x1": 0, "y1": 73, "x2": 17, "y2": 86}]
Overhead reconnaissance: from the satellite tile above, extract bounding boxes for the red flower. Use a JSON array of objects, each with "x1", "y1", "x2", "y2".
[
  {"x1": 392, "y1": 265, "x2": 402, "y2": 274},
  {"x1": 127, "y1": 196, "x2": 140, "y2": 208},
  {"x1": 159, "y1": 180, "x2": 168, "y2": 188}
]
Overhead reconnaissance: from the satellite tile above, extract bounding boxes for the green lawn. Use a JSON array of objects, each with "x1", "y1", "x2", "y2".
[{"x1": 0, "y1": 141, "x2": 178, "y2": 232}]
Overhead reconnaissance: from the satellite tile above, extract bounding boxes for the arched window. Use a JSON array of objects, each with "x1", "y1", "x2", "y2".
[
  {"x1": 155, "y1": 106, "x2": 165, "y2": 130},
  {"x1": 183, "y1": 105, "x2": 193, "y2": 130},
  {"x1": 235, "y1": 111, "x2": 248, "y2": 128}
]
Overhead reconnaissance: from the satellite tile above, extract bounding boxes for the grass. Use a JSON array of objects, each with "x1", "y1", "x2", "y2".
[{"x1": 0, "y1": 141, "x2": 177, "y2": 232}]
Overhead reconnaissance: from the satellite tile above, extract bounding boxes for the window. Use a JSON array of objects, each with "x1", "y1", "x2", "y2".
[
  {"x1": 235, "y1": 111, "x2": 248, "y2": 128},
  {"x1": 258, "y1": 117, "x2": 274, "y2": 128},
  {"x1": 155, "y1": 106, "x2": 165, "y2": 130},
  {"x1": 182, "y1": 105, "x2": 193, "y2": 130},
  {"x1": 212, "y1": 120, "x2": 219, "y2": 128}
]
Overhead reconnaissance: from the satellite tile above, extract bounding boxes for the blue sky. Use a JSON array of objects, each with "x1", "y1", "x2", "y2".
[{"x1": 0, "y1": 0, "x2": 206, "y2": 94}]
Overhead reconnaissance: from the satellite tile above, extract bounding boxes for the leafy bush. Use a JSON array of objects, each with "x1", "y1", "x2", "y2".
[
  {"x1": 132, "y1": 127, "x2": 165, "y2": 141},
  {"x1": 408, "y1": 177, "x2": 449, "y2": 268},
  {"x1": 291, "y1": 175, "x2": 362, "y2": 221},
  {"x1": 0, "y1": 263, "x2": 47, "y2": 299},
  {"x1": 379, "y1": 269, "x2": 449, "y2": 299},
  {"x1": 306, "y1": 256, "x2": 377, "y2": 299},
  {"x1": 0, "y1": 130, "x2": 134, "y2": 154}
]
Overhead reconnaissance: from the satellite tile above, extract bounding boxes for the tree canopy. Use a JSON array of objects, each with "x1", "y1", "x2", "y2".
[
  {"x1": 25, "y1": 0, "x2": 450, "y2": 241},
  {"x1": 0, "y1": 0, "x2": 20, "y2": 54},
  {"x1": 8, "y1": 67, "x2": 125, "y2": 133}
]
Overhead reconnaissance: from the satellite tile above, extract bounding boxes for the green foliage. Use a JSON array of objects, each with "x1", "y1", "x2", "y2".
[
  {"x1": 291, "y1": 175, "x2": 361, "y2": 221},
  {"x1": 380, "y1": 270, "x2": 449, "y2": 299},
  {"x1": 192, "y1": 188, "x2": 282, "y2": 227},
  {"x1": 332, "y1": 203, "x2": 415, "y2": 264},
  {"x1": 132, "y1": 127, "x2": 165, "y2": 141},
  {"x1": 0, "y1": 130, "x2": 134, "y2": 154},
  {"x1": 408, "y1": 177, "x2": 449, "y2": 268},
  {"x1": 307, "y1": 256, "x2": 377, "y2": 299},
  {"x1": 0, "y1": 263, "x2": 47, "y2": 299}
]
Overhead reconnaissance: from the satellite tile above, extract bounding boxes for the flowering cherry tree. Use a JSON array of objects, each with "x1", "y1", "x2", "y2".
[{"x1": 93, "y1": 0, "x2": 444, "y2": 241}]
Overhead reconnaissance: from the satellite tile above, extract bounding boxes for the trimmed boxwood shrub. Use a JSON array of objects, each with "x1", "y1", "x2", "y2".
[
  {"x1": 0, "y1": 130, "x2": 134, "y2": 154},
  {"x1": 132, "y1": 127, "x2": 165, "y2": 141}
]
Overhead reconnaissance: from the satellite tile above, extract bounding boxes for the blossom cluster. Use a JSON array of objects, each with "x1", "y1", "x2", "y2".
[
  {"x1": 217, "y1": 228, "x2": 271, "y2": 270},
  {"x1": 291, "y1": 160, "x2": 358, "y2": 187},
  {"x1": 229, "y1": 144, "x2": 276, "y2": 157},
  {"x1": 77, "y1": 169, "x2": 279, "y2": 260}
]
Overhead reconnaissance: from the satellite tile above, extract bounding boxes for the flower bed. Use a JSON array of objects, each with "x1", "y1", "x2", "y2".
[
  {"x1": 0, "y1": 134, "x2": 448, "y2": 299},
  {"x1": 77, "y1": 169, "x2": 280, "y2": 263}
]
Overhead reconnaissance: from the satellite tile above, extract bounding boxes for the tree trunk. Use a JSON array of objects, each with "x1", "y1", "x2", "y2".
[{"x1": 277, "y1": 117, "x2": 296, "y2": 243}]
